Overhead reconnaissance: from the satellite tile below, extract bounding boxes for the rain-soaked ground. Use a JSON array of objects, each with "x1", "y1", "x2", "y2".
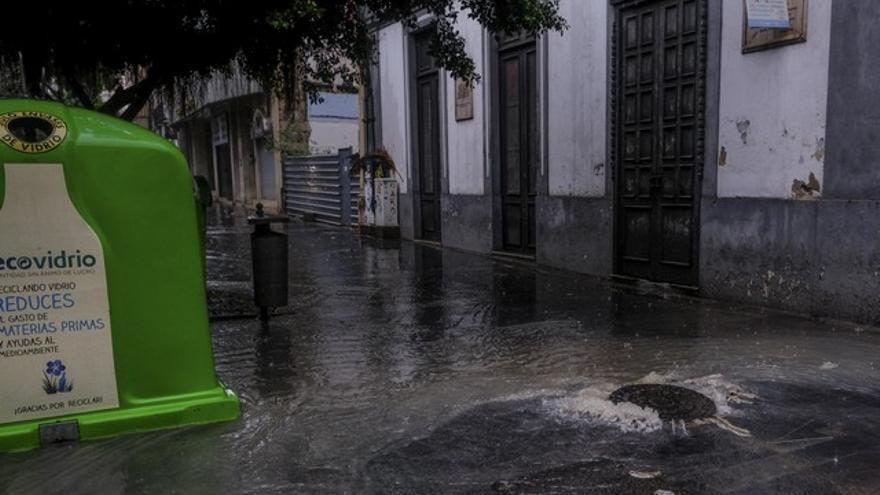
[{"x1": 2, "y1": 206, "x2": 880, "y2": 494}]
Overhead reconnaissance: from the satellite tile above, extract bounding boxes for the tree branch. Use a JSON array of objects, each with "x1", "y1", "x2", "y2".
[
  {"x1": 118, "y1": 75, "x2": 162, "y2": 121},
  {"x1": 62, "y1": 64, "x2": 95, "y2": 110},
  {"x1": 98, "y1": 81, "x2": 139, "y2": 116},
  {"x1": 98, "y1": 67, "x2": 162, "y2": 118}
]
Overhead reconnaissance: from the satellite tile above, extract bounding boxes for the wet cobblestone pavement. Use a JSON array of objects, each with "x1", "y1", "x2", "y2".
[{"x1": 2, "y1": 206, "x2": 880, "y2": 494}]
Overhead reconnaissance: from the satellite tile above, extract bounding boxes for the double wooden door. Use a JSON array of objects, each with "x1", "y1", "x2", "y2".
[
  {"x1": 615, "y1": 0, "x2": 705, "y2": 286},
  {"x1": 498, "y1": 33, "x2": 538, "y2": 255},
  {"x1": 414, "y1": 31, "x2": 442, "y2": 241}
]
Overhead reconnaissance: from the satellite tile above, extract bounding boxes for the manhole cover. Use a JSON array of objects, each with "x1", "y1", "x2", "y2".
[{"x1": 609, "y1": 384, "x2": 716, "y2": 421}]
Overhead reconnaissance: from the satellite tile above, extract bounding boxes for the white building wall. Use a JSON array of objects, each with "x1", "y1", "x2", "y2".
[
  {"x1": 547, "y1": 0, "x2": 608, "y2": 197},
  {"x1": 378, "y1": 23, "x2": 410, "y2": 193},
  {"x1": 446, "y1": 18, "x2": 486, "y2": 195},
  {"x1": 717, "y1": 0, "x2": 832, "y2": 198}
]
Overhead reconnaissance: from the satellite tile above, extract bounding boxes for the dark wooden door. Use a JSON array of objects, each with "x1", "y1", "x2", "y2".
[
  {"x1": 414, "y1": 31, "x2": 442, "y2": 241},
  {"x1": 214, "y1": 143, "x2": 233, "y2": 200},
  {"x1": 615, "y1": 0, "x2": 704, "y2": 286},
  {"x1": 212, "y1": 115, "x2": 234, "y2": 201},
  {"x1": 499, "y1": 33, "x2": 538, "y2": 255}
]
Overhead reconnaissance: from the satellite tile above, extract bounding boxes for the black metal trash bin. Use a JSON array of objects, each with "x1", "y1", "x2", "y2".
[{"x1": 248, "y1": 204, "x2": 290, "y2": 320}]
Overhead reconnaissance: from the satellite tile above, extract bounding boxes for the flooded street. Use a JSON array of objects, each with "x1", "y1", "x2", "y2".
[{"x1": 2, "y1": 207, "x2": 880, "y2": 494}]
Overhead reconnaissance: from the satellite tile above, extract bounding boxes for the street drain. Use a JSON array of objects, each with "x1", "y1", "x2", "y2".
[
  {"x1": 609, "y1": 384, "x2": 751, "y2": 437},
  {"x1": 609, "y1": 384, "x2": 717, "y2": 421}
]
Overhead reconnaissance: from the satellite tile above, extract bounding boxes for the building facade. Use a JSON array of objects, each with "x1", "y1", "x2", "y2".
[
  {"x1": 368, "y1": 0, "x2": 880, "y2": 325},
  {"x1": 153, "y1": 70, "x2": 359, "y2": 212}
]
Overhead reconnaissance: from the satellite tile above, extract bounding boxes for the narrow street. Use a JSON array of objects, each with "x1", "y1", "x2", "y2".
[
  {"x1": 4, "y1": 2, "x2": 880, "y2": 494},
  {"x1": 2, "y1": 207, "x2": 879, "y2": 494}
]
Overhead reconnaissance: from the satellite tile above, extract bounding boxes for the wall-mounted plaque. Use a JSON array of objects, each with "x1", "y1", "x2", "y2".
[
  {"x1": 454, "y1": 79, "x2": 474, "y2": 122},
  {"x1": 742, "y1": 0, "x2": 807, "y2": 54},
  {"x1": 746, "y1": 0, "x2": 791, "y2": 28}
]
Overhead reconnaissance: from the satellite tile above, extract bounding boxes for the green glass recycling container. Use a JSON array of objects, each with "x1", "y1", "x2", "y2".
[{"x1": 0, "y1": 99, "x2": 239, "y2": 453}]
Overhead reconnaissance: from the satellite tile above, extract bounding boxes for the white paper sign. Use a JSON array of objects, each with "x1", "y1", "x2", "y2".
[
  {"x1": 0, "y1": 164, "x2": 119, "y2": 424},
  {"x1": 745, "y1": 0, "x2": 792, "y2": 29}
]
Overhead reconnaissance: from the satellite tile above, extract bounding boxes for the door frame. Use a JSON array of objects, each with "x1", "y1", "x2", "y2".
[
  {"x1": 407, "y1": 22, "x2": 448, "y2": 243},
  {"x1": 609, "y1": 0, "x2": 710, "y2": 287},
  {"x1": 490, "y1": 32, "x2": 547, "y2": 257}
]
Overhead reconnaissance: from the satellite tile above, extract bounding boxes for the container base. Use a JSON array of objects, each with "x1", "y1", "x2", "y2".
[{"x1": 0, "y1": 386, "x2": 240, "y2": 453}]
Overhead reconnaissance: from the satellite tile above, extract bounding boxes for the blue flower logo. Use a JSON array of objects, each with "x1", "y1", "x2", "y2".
[
  {"x1": 46, "y1": 360, "x2": 65, "y2": 376},
  {"x1": 42, "y1": 360, "x2": 73, "y2": 394}
]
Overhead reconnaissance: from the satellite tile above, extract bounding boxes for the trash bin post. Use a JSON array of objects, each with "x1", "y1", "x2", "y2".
[{"x1": 248, "y1": 203, "x2": 290, "y2": 322}]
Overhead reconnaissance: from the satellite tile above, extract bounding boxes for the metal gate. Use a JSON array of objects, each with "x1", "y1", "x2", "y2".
[
  {"x1": 282, "y1": 147, "x2": 359, "y2": 225},
  {"x1": 613, "y1": 0, "x2": 705, "y2": 286}
]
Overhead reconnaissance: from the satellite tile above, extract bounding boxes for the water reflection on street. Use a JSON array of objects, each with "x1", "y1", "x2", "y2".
[{"x1": 2, "y1": 206, "x2": 879, "y2": 494}]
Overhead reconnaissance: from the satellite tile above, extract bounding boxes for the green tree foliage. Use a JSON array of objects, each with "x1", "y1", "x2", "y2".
[{"x1": 0, "y1": 1, "x2": 566, "y2": 120}]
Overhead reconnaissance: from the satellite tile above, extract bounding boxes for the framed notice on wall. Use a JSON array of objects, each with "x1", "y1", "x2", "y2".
[
  {"x1": 455, "y1": 79, "x2": 474, "y2": 122},
  {"x1": 743, "y1": 0, "x2": 808, "y2": 53}
]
